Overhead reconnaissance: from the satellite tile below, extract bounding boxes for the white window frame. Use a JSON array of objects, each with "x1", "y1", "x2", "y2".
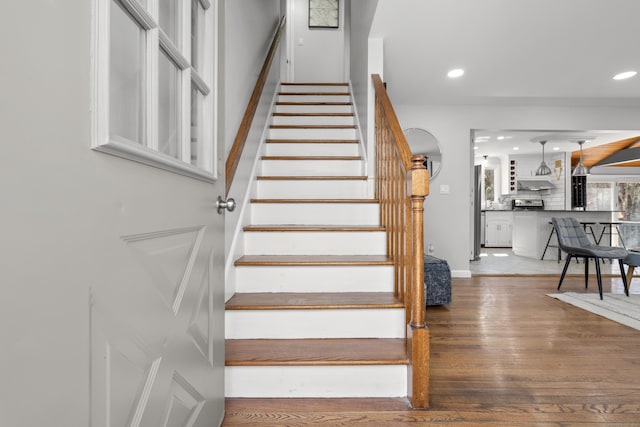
[{"x1": 92, "y1": 0, "x2": 217, "y2": 182}]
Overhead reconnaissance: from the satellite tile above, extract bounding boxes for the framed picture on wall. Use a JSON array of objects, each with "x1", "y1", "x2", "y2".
[{"x1": 309, "y1": 0, "x2": 339, "y2": 28}]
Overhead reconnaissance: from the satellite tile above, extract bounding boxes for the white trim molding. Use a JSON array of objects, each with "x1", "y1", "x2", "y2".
[{"x1": 92, "y1": 0, "x2": 218, "y2": 183}]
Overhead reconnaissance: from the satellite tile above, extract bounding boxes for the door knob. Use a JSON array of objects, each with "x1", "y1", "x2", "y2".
[{"x1": 216, "y1": 196, "x2": 236, "y2": 214}]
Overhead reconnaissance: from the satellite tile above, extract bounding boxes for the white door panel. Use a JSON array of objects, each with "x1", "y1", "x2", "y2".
[
  {"x1": 1, "y1": 2, "x2": 225, "y2": 423},
  {"x1": 88, "y1": 180, "x2": 225, "y2": 427}
]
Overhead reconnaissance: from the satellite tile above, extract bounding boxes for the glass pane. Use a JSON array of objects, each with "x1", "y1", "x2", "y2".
[
  {"x1": 618, "y1": 182, "x2": 640, "y2": 221},
  {"x1": 190, "y1": 83, "x2": 200, "y2": 166},
  {"x1": 587, "y1": 182, "x2": 613, "y2": 211},
  {"x1": 191, "y1": 0, "x2": 200, "y2": 70},
  {"x1": 484, "y1": 169, "x2": 495, "y2": 202},
  {"x1": 159, "y1": 0, "x2": 181, "y2": 49},
  {"x1": 158, "y1": 51, "x2": 180, "y2": 159},
  {"x1": 109, "y1": 0, "x2": 145, "y2": 143}
]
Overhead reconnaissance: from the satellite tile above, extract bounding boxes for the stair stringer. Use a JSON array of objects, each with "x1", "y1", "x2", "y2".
[
  {"x1": 348, "y1": 80, "x2": 375, "y2": 198},
  {"x1": 224, "y1": 83, "x2": 281, "y2": 302}
]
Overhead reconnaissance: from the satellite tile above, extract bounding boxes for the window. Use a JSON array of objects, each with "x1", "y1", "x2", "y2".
[
  {"x1": 484, "y1": 168, "x2": 495, "y2": 202},
  {"x1": 94, "y1": 0, "x2": 216, "y2": 182},
  {"x1": 618, "y1": 182, "x2": 640, "y2": 221},
  {"x1": 587, "y1": 179, "x2": 640, "y2": 247},
  {"x1": 586, "y1": 182, "x2": 614, "y2": 211}
]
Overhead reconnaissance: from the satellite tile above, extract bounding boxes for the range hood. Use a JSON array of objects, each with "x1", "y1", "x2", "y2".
[{"x1": 517, "y1": 178, "x2": 555, "y2": 191}]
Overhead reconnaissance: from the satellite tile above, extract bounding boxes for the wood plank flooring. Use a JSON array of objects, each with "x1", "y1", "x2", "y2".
[{"x1": 223, "y1": 275, "x2": 640, "y2": 425}]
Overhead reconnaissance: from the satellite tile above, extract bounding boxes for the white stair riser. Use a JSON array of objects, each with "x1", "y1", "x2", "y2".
[
  {"x1": 226, "y1": 308, "x2": 405, "y2": 339},
  {"x1": 275, "y1": 104, "x2": 353, "y2": 114},
  {"x1": 225, "y1": 365, "x2": 407, "y2": 398},
  {"x1": 251, "y1": 203, "x2": 379, "y2": 225},
  {"x1": 235, "y1": 265, "x2": 394, "y2": 293},
  {"x1": 265, "y1": 142, "x2": 359, "y2": 156},
  {"x1": 255, "y1": 180, "x2": 367, "y2": 198},
  {"x1": 281, "y1": 85, "x2": 349, "y2": 93},
  {"x1": 269, "y1": 128, "x2": 357, "y2": 139},
  {"x1": 278, "y1": 95, "x2": 350, "y2": 103},
  {"x1": 272, "y1": 115, "x2": 355, "y2": 126},
  {"x1": 244, "y1": 231, "x2": 386, "y2": 255},
  {"x1": 261, "y1": 159, "x2": 362, "y2": 176}
]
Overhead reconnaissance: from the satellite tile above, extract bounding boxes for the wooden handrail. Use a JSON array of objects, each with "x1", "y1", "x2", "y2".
[
  {"x1": 372, "y1": 74, "x2": 430, "y2": 408},
  {"x1": 225, "y1": 16, "x2": 286, "y2": 196}
]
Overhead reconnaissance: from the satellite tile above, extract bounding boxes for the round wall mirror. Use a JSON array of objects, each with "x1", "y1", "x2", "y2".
[{"x1": 403, "y1": 128, "x2": 442, "y2": 179}]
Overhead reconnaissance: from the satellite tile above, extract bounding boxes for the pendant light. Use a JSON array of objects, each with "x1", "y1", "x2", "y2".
[
  {"x1": 535, "y1": 140, "x2": 552, "y2": 176},
  {"x1": 572, "y1": 140, "x2": 589, "y2": 176}
]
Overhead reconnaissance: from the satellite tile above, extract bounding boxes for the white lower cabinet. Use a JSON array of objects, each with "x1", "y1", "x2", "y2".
[
  {"x1": 512, "y1": 212, "x2": 538, "y2": 257},
  {"x1": 485, "y1": 211, "x2": 513, "y2": 247}
]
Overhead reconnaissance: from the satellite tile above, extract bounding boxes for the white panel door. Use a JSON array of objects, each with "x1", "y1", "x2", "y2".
[{"x1": 0, "y1": 1, "x2": 225, "y2": 425}]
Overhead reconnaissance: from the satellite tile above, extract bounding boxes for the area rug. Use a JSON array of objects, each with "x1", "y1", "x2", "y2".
[{"x1": 547, "y1": 292, "x2": 640, "y2": 331}]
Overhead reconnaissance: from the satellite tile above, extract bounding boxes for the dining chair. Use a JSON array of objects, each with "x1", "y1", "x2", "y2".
[{"x1": 552, "y1": 217, "x2": 628, "y2": 300}]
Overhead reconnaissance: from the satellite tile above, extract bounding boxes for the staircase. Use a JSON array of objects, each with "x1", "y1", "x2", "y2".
[{"x1": 225, "y1": 83, "x2": 409, "y2": 398}]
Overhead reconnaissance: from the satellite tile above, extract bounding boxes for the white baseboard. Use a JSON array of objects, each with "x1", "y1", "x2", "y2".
[{"x1": 451, "y1": 270, "x2": 472, "y2": 278}]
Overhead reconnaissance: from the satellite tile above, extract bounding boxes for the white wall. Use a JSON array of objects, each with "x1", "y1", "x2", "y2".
[
  {"x1": 292, "y1": 0, "x2": 346, "y2": 82},
  {"x1": 1, "y1": 5, "x2": 92, "y2": 423},
  {"x1": 223, "y1": 1, "x2": 282, "y2": 156},
  {"x1": 394, "y1": 103, "x2": 640, "y2": 276},
  {"x1": 223, "y1": 1, "x2": 284, "y2": 299},
  {"x1": 222, "y1": 0, "x2": 283, "y2": 203},
  {"x1": 348, "y1": 0, "x2": 379, "y2": 147}
]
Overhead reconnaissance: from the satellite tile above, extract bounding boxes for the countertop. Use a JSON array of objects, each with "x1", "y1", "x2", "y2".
[{"x1": 482, "y1": 209, "x2": 620, "y2": 213}]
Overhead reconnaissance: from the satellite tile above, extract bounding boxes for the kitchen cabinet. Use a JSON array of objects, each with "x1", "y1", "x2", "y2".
[
  {"x1": 512, "y1": 212, "x2": 538, "y2": 257},
  {"x1": 485, "y1": 211, "x2": 513, "y2": 247}
]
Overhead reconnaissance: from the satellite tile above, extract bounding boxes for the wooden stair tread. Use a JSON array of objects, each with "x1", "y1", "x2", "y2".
[
  {"x1": 250, "y1": 198, "x2": 378, "y2": 203},
  {"x1": 257, "y1": 175, "x2": 367, "y2": 181},
  {"x1": 266, "y1": 139, "x2": 358, "y2": 144},
  {"x1": 270, "y1": 125, "x2": 356, "y2": 129},
  {"x1": 243, "y1": 225, "x2": 384, "y2": 232},
  {"x1": 234, "y1": 255, "x2": 393, "y2": 266},
  {"x1": 276, "y1": 102, "x2": 352, "y2": 106},
  {"x1": 281, "y1": 82, "x2": 349, "y2": 86},
  {"x1": 226, "y1": 338, "x2": 408, "y2": 366},
  {"x1": 261, "y1": 155, "x2": 361, "y2": 161},
  {"x1": 279, "y1": 92, "x2": 349, "y2": 96},
  {"x1": 226, "y1": 292, "x2": 403, "y2": 310},
  {"x1": 273, "y1": 112, "x2": 354, "y2": 117}
]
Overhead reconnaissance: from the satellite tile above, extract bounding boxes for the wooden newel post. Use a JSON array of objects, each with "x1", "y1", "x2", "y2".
[
  {"x1": 410, "y1": 155, "x2": 429, "y2": 328},
  {"x1": 407, "y1": 154, "x2": 430, "y2": 408}
]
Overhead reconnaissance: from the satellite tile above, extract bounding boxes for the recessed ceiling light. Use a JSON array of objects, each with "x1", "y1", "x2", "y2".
[
  {"x1": 513, "y1": 147, "x2": 519, "y2": 151},
  {"x1": 447, "y1": 68, "x2": 464, "y2": 78},
  {"x1": 553, "y1": 147, "x2": 560, "y2": 151},
  {"x1": 613, "y1": 71, "x2": 637, "y2": 80},
  {"x1": 497, "y1": 136, "x2": 505, "y2": 140}
]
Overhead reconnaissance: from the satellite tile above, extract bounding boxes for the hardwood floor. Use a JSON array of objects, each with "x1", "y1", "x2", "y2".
[{"x1": 223, "y1": 275, "x2": 640, "y2": 426}]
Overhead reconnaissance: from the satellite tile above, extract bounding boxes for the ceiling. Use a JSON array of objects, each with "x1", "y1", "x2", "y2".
[
  {"x1": 369, "y1": 0, "x2": 640, "y2": 168},
  {"x1": 472, "y1": 130, "x2": 640, "y2": 158},
  {"x1": 370, "y1": 0, "x2": 640, "y2": 106}
]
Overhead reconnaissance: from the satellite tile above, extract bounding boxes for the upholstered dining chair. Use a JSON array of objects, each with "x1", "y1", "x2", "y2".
[{"x1": 552, "y1": 217, "x2": 629, "y2": 300}]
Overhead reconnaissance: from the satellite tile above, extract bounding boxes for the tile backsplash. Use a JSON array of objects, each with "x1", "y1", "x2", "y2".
[{"x1": 511, "y1": 153, "x2": 566, "y2": 210}]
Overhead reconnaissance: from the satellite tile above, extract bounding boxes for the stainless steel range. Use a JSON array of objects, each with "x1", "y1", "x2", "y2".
[{"x1": 512, "y1": 199, "x2": 544, "y2": 211}]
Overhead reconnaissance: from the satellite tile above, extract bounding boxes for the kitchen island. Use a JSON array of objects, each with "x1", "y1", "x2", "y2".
[{"x1": 511, "y1": 210, "x2": 617, "y2": 259}]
